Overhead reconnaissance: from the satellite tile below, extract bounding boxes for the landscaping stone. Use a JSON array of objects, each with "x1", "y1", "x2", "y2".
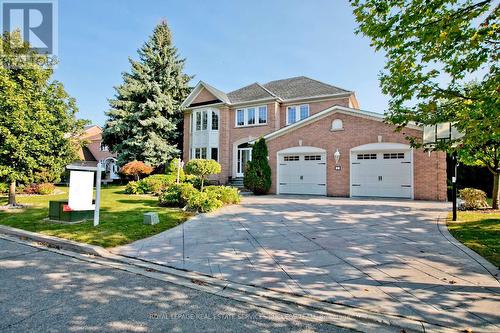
[{"x1": 143, "y1": 212, "x2": 159, "y2": 225}]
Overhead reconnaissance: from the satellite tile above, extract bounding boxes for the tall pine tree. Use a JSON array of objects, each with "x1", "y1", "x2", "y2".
[{"x1": 103, "y1": 21, "x2": 191, "y2": 167}]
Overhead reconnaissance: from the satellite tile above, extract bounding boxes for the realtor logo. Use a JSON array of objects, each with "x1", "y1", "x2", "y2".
[{"x1": 1, "y1": 0, "x2": 57, "y2": 55}]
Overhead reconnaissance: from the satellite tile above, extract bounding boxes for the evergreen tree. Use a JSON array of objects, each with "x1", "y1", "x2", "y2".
[
  {"x1": 244, "y1": 138, "x2": 272, "y2": 195},
  {"x1": 103, "y1": 21, "x2": 192, "y2": 167},
  {"x1": 0, "y1": 31, "x2": 85, "y2": 206}
]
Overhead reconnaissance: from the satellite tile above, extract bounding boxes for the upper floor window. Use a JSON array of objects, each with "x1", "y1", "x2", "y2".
[
  {"x1": 235, "y1": 106, "x2": 267, "y2": 127},
  {"x1": 194, "y1": 109, "x2": 219, "y2": 132},
  {"x1": 286, "y1": 104, "x2": 309, "y2": 125}
]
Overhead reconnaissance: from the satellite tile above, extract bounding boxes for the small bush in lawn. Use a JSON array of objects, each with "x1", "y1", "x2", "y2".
[
  {"x1": 204, "y1": 186, "x2": 240, "y2": 205},
  {"x1": 185, "y1": 159, "x2": 221, "y2": 190},
  {"x1": 36, "y1": 183, "x2": 55, "y2": 195},
  {"x1": 187, "y1": 190, "x2": 223, "y2": 213},
  {"x1": 459, "y1": 188, "x2": 489, "y2": 210},
  {"x1": 158, "y1": 183, "x2": 195, "y2": 207},
  {"x1": 125, "y1": 181, "x2": 141, "y2": 194},
  {"x1": 23, "y1": 184, "x2": 39, "y2": 195},
  {"x1": 141, "y1": 174, "x2": 176, "y2": 195},
  {"x1": 184, "y1": 174, "x2": 202, "y2": 190}
]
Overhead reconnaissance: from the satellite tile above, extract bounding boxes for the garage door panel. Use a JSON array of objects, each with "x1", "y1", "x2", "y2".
[
  {"x1": 351, "y1": 151, "x2": 412, "y2": 199},
  {"x1": 279, "y1": 153, "x2": 326, "y2": 196}
]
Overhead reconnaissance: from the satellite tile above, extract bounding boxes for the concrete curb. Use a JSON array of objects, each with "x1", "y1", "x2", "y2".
[
  {"x1": 0, "y1": 225, "x2": 491, "y2": 333},
  {"x1": 436, "y1": 216, "x2": 500, "y2": 282}
]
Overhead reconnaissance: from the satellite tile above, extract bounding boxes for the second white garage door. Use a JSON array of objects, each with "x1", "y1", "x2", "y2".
[
  {"x1": 350, "y1": 150, "x2": 413, "y2": 198},
  {"x1": 278, "y1": 153, "x2": 327, "y2": 195}
]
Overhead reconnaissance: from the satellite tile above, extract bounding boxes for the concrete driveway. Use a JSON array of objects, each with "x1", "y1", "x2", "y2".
[{"x1": 115, "y1": 196, "x2": 500, "y2": 330}]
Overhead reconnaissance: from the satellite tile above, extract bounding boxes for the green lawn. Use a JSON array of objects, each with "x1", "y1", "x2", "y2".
[
  {"x1": 447, "y1": 210, "x2": 500, "y2": 268},
  {"x1": 0, "y1": 185, "x2": 191, "y2": 248}
]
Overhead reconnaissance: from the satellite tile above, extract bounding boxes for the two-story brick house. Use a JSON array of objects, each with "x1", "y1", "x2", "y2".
[{"x1": 181, "y1": 76, "x2": 446, "y2": 200}]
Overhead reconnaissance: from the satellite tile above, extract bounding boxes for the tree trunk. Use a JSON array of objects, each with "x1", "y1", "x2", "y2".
[
  {"x1": 492, "y1": 172, "x2": 499, "y2": 210},
  {"x1": 201, "y1": 178, "x2": 204, "y2": 192},
  {"x1": 8, "y1": 181, "x2": 16, "y2": 206}
]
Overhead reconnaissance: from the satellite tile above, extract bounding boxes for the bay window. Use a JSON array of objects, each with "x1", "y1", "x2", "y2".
[{"x1": 193, "y1": 109, "x2": 219, "y2": 132}]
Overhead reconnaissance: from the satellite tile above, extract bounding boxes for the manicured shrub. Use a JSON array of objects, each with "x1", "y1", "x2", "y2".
[
  {"x1": 158, "y1": 183, "x2": 195, "y2": 207},
  {"x1": 184, "y1": 174, "x2": 203, "y2": 190},
  {"x1": 185, "y1": 159, "x2": 221, "y2": 191},
  {"x1": 121, "y1": 160, "x2": 153, "y2": 180},
  {"x1": 459, "y1": 188, "x2": 489, "y2": 210},
  {"x1": 244, "y1": 138, "x2": 271, "y2": 195},
  {"x1": 125, "y1": 181, "x2": 141, "y2": 194},
  {"x1": 23, "y1": 183, "x2": 55, "y2": 195},
  {"x1": 187, "y1": 190, "x2": 223, "y2": 213},
  {"x1": 36, "y1": 183, "x2": 55, "y2": 195},
  {"x1": 141, "y1": 174, "x2": 175, "y2": 195},
  {"x1": 204, "y1": 186, "x2": 240, "y2": 205}
]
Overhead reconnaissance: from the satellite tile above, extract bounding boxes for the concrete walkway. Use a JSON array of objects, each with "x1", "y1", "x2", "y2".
[{"x1": 114, "y1": 196, "x2": 500, "y2": 330}]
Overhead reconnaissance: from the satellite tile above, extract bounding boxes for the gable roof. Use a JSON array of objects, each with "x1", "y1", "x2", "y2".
[
  {"x1": 182, "y1": 76, "x2": 354, "y2": 108},
  {"x1": 262, "y1": 76, "x2": 352, "y2": 101},
  {"x1": 181, "y1": 81, "x2": 230, "y2": 108},
  {"x1": 227, "y1": 83, "x2": 275, "y2": 103},
  {"x1": 260, "y1": 105, "x2": 421, "y2": 142}
]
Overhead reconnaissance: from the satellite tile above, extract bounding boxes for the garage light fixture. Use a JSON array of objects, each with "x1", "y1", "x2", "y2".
[{"x1": 334, "y1": 149, "x2": 341, "y2": 164}]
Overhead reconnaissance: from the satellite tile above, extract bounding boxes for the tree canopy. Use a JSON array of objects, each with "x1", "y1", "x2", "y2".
[
  {"x1": 102, "y1": 21, "x2": 192, "y2": 167},
  {"x1": 0, "y1": 31, "x2": 85, "y2": 206},
  {"x1": 351, "y1": 0, "x2": 499, "y2": 207}
]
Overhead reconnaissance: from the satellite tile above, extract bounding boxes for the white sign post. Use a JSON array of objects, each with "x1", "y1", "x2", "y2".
[{"x1": 66, "y1": 164, "x2": 102, "y2": 226}]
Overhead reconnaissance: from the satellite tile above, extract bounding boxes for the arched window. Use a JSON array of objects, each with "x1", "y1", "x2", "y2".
[{"x1": 331, "y1": 119, "x2": 343, "y2": 131}]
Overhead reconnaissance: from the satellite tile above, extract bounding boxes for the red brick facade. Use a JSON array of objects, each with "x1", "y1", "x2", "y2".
[{"x1": 182, "y1": 88, "x2": 447, "y2": 201}]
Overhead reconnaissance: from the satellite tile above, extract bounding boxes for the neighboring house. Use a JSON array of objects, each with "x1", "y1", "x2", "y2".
[
  {"x1": 75, "y1": 125, "x2": 120, "y2": 181},
  {"x1": 180, "y1": 76, "x2": 446, "y2": 200}
]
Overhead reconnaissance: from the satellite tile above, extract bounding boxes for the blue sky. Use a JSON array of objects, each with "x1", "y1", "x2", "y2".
[{"x1": 53, "y1": 0, "x2": 389, "y2": 126}]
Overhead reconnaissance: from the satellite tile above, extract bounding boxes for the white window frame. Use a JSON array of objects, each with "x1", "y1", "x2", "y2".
[
  {"x1": 235, "y1": 105, "x2": 267, "y2": 127},
  {"x1": 193, "y1": 109, "x2": 219, "y2": 132},
  {"x1": 192, "y1": 147, "x2": 218, "y2": 161},
  {"x1": 286, "y1": 104, "x2": 309, "y2": 125}
]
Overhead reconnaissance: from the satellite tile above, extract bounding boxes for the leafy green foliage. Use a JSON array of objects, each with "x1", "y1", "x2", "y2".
[
  {"x1": 185, "y1": 159, "x2": 221, "y2": 190},
  {"x1": 244, "y1": 138, "x2": 271, "y2": 195},
  {"x1": 124, "y1": 174, "x2": 175, "y2": 195},
  {"x1": 186, "y1": 190, "x2": 223, "y2": 213},
  {"x1": 0, "y1": 183, "x2": 7, "y2": 194},
  {"x1": 204, "y1": 186, "x2": 241, "y2": 205},
  {"x1": 120, "y1": 161, "x2": 153, "y2": 180},
  {"x1": 350, "y1": 0, "x2": 499, "y2": 208},
  {"x1": 158, "y1": 183, "x2": 195, "y2": 207},
  {"x1": 0, "y1": 31, "x2": 86, "y2": 205},
  {"x1": 459, "y1": 188, "x2": 489, "y2": 210},
  {"x1": 102, "y1": 21, "x2": 192, "y2": 166}
]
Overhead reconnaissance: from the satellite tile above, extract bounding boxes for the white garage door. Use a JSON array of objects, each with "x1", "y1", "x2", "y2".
[
  {"x1": 279, "y1": 153, "x2": 327, "y2": 195},
  {"x1": 351, "y1": 151, "x2": 412, "y2": 198}
]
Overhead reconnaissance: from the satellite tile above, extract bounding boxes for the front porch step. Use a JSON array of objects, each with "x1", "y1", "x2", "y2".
[{"x1": 228, "y1": 177, "x2": 245, "y2": 189}]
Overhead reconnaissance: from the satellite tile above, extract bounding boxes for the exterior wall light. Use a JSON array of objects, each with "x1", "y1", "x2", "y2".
[{"x1": 334, "y1": 149, "x2": 341, "y2": 164}]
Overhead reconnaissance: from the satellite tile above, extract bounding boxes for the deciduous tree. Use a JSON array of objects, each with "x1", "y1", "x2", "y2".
[{"x1": 351, "y1": 0, "x2": 499, "y2": 208}]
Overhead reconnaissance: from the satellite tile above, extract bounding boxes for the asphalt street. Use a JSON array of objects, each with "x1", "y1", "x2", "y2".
[{"x1": 0, "y1": 238, "x2": 356, "y2": 333}]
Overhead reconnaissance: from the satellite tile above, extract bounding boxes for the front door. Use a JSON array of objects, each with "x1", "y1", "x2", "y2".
[{"x1": 237, "y1": 148, "x2": 252, "y2": 177}]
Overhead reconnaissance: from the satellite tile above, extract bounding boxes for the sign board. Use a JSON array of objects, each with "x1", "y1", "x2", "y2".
[{"x1": 68, "y1": 171, "x2": 95, "y2": 211}]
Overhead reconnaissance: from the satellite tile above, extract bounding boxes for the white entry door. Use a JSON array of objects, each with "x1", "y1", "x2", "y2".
[
  {"x1": 350, "y1": 151, "x2": 412, "y2": 198},
  {"x1": 278, "y1": 153, "x2": 327, "y2": 195},
  {"x1": 237, "y1": 148, "x2": 252, "y2": 177}
]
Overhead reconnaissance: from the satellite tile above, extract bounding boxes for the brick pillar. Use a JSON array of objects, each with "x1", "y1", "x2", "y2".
[{"x1": 219, "y1": 106, "x2": 231, "y2": 184}]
